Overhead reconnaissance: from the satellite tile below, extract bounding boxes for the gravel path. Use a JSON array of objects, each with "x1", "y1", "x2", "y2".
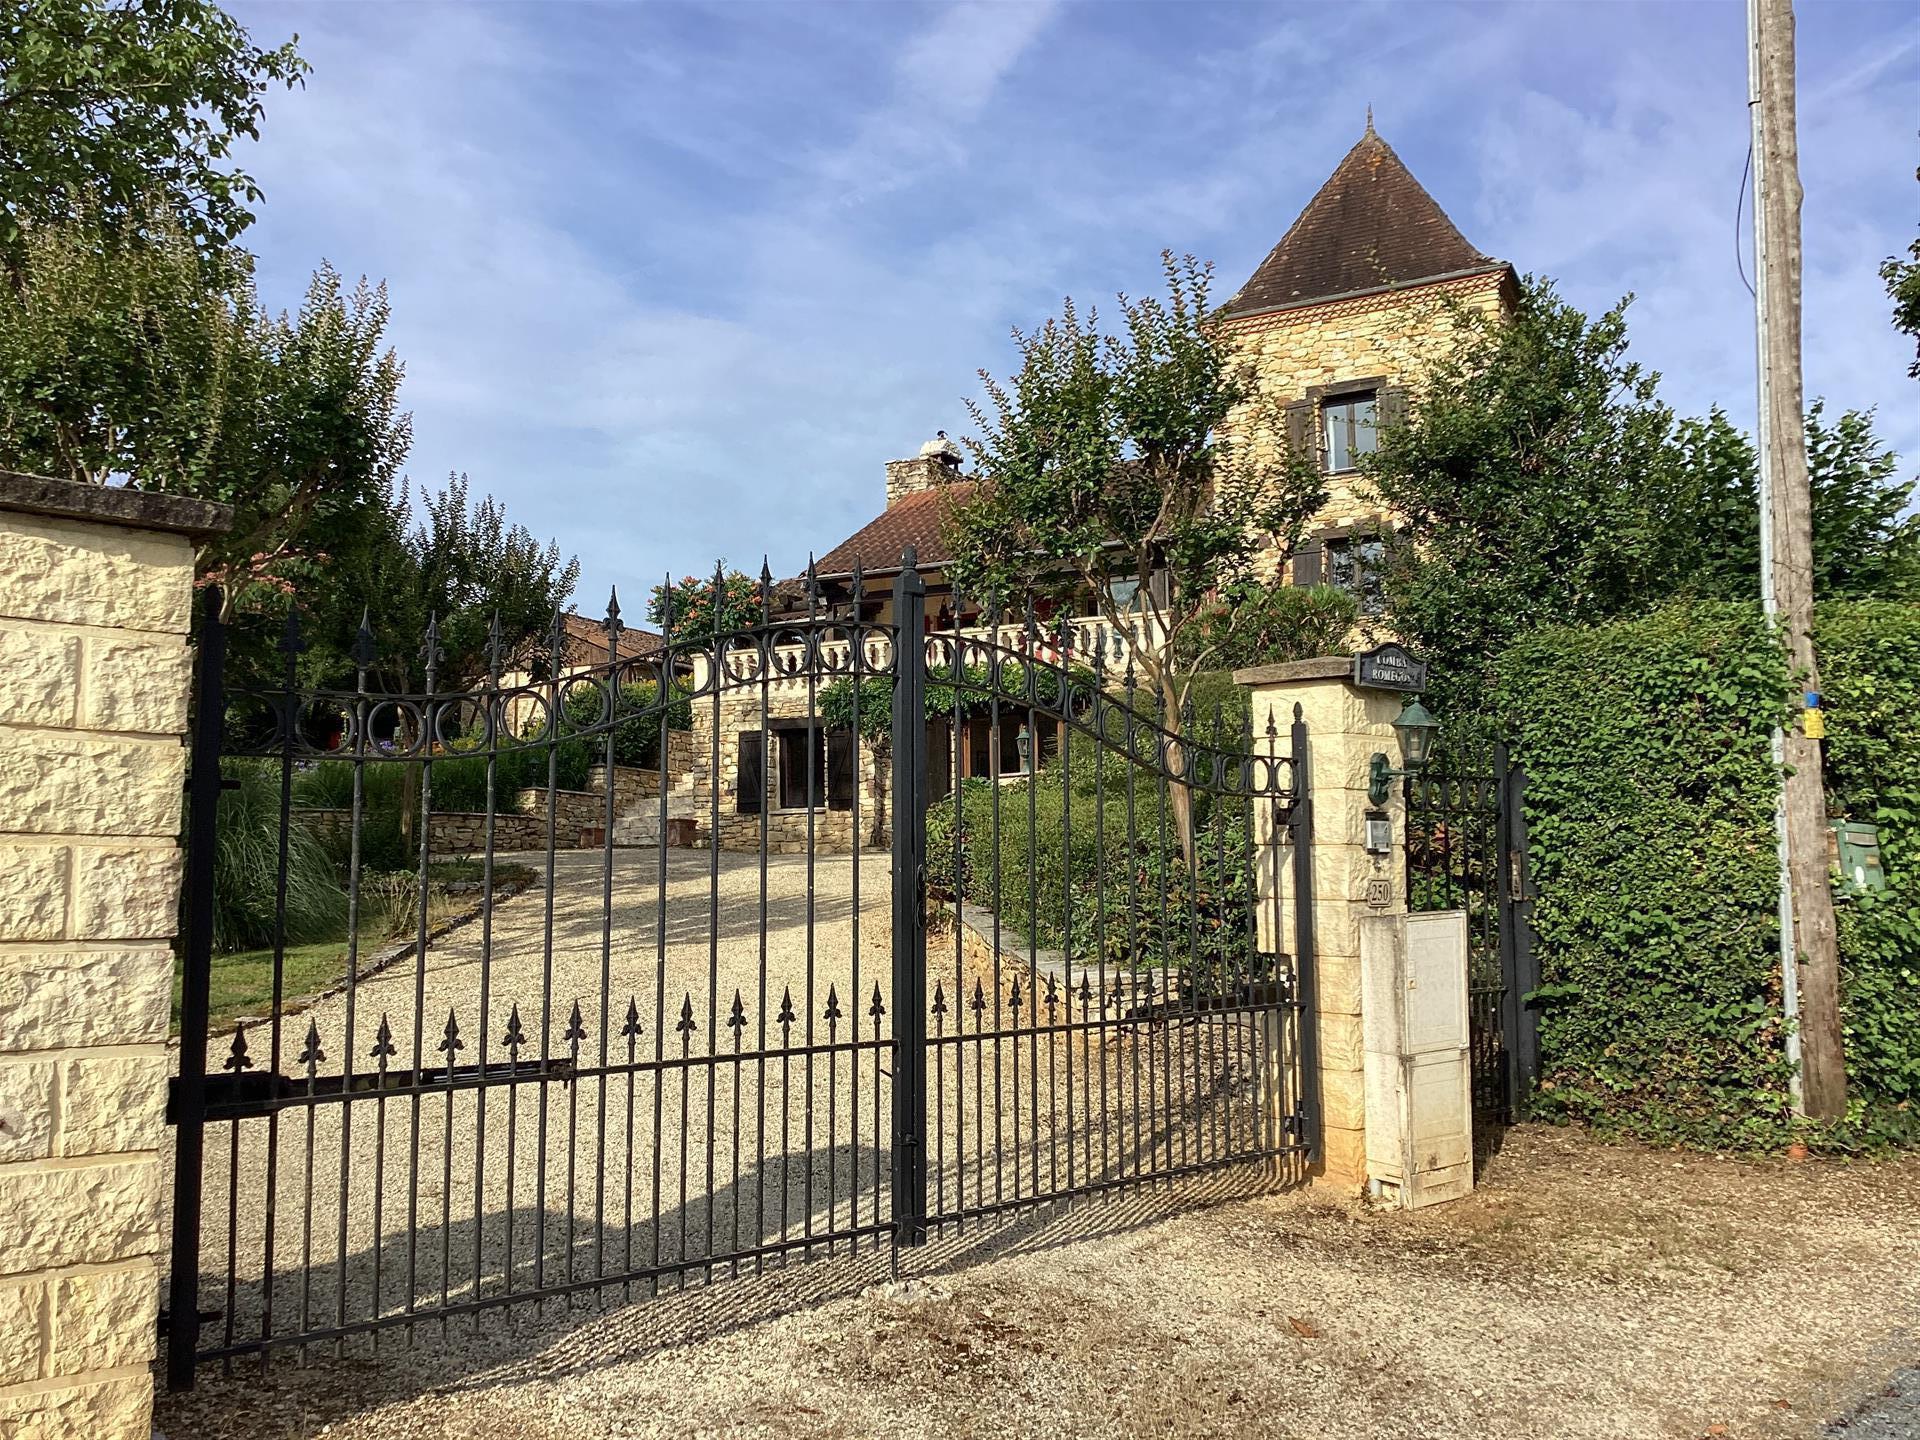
[
  {"x1": 156, "y1": 1126, "x2": 1920, "y2": 1440},
  {"x1": 176, "y1": 848, "x2": 1281, "y2": 1367},
  {"x1": 1828, "y1": 1369, "x2": 1920, "y2": 1438}
]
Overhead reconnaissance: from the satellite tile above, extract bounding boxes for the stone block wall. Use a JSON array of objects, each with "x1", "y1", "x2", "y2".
[
  {"x1": 0, "y1": 472, "x2": 229, "y2": 1438},
  {"x1": 584, "y1": 762, "x2": 662, "y2": 808},
  {"x1": 298, "y1": 808, "x2": 550, "y2": 855},
  {"x1": 688, "y1": 686, "x2": 877, "y2": 854},
  {"x1": 511, "y1": 787, "x2": 604, "y2": 842}
]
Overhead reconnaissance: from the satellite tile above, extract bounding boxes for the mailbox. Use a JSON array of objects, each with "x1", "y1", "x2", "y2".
[{"x1": 1833, "y1": 821, "x2": 1887, "y2": 896}]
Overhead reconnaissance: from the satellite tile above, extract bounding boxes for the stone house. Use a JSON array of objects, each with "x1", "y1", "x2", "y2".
[
  {"x1": 1222, "y1": 117, "x2": 1516, "y2": 604},
  {"x1": 673, "y1": 121, "x2": 1512, "y2": 852}
]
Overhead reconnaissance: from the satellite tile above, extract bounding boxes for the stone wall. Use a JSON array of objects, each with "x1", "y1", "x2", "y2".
[
  {"x1": 584, "y1": 762, "x2": 661, "y2": 808},
  {"x1": 298, "y1": 807, "x2": 550, "y2": 855},
  {"x1": 1225, "y1": 270, "x2": 1512, "y2": 578},
  {"x1": 688, "y1": 686, "x2": 878, "y2": 854},
  {"x1": 511, "y1": 788, "x2": 604, "y2": 843},
  {"x1": 0, "y1": 471, "x2": 229, "y2": 1438}
]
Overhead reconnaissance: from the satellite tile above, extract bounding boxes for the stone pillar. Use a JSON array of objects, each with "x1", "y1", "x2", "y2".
[
  {"x1": 0, "y1": 472, "x2": 228, "y2": 1437},
  {"x1": 1235, "y1": 656, "x2": 1408, "y2": 1194}
]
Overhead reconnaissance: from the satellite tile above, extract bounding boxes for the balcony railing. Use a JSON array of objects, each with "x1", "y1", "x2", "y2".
[{"x1": 678, "y1": 614, "x2": 1157, "y2": 698}]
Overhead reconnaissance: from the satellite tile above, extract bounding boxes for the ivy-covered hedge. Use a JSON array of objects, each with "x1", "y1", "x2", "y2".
[
  {"x1": 1817, "y1": 603, "x2": 1920, "y2": 1109},
  {"x1": 1496, "y1": 600, "x2": 1920, "y2": 1146},
  {"x1": 1496, "y1": 603, "x2": 1793, "y2": 1144}
]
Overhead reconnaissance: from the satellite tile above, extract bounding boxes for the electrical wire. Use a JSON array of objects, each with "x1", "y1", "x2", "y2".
[{"x1": 1736, "y1": 140, "x2": 1757, "y2": 299}]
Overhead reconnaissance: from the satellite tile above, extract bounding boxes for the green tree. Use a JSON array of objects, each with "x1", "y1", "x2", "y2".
[
  {"x1": 1363, "y1": 277, "x2": 1696, "y2": 712},
  {"x1": 0, "y1": 0, "x2": 306, "y2": 264},
  {"x1": 0, "y1": 208, "x2": 411, "y2": 625},
  {"x1": 1674, "y1": 405, "x2": 1920, "y2": 604},
  {"x1": 647, "y1": 568, "x2": 761, "y2": 644},
  {"x1": 1182, "y1": 581, "x2": 1360, "y2": 674},
  {"x1": 946, "y1": 252, "x2": 1325, "y2": 857},
  {"x1": 304, "y1": 471, "x2": 581, "y2": 692},
  {"x1": 1882, "y1": 181, "x2": 1919, "y2": 381}
]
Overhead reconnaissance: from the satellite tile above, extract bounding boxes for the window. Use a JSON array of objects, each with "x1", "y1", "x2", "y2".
[
  {"x1": 1326, "y1": 535, "x2": 1387, "y2": 615},
  {"x1": 775, "y1": 726, "x2": 823, "y2": 810},
  {"x1": 1321, "y1": 392, "x2": 1378, "y2": 473}
]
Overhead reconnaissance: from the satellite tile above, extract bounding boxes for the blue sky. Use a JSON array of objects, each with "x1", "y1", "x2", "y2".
[{"x1": 229, "y1": 0, "x2": 1918, "y2": 619}]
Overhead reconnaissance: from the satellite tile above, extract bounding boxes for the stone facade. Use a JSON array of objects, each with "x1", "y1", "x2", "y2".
[
  {"x1": 0, "y1": 471, "x2": 229, "y2": 1439},
  {"x1": 1225, "y1": 270, "x2": 1513, "y2": 579},
  {"x1": 688, "y1": 684, "x2": 878, "y2": 854}
]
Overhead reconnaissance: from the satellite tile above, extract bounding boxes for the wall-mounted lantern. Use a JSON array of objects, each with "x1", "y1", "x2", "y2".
[
  {"x1": 1368, "y1": 697, "x2": 1440, "y2": 807},
  {"x1": 1016, "y1": 722, "x2": 1033, "y2": 774}
]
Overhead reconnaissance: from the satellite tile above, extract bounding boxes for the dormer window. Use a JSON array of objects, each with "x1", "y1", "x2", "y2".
[{"x1": 1321, "y1": 391, "x2": 1379, "y2": 473}]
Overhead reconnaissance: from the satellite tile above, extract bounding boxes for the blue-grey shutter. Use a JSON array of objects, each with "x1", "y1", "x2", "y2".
[
  {"x1": 1377, "y1": 385, "x2": 1408, "y2": 432},
  {"x1": 1291, "y1": 542, "x2": 1324, "y2": 588},
  {"x1": 1284, "y1": 400, "x2": 1317, "y2": 468}
]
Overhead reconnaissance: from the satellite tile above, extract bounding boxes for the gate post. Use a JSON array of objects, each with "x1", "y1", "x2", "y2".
[
  {"x1": 888, "y1": 550, "x2": 928, "y2": 1246},
  {"x1": 0, "y1": 471, "x2": 227, "y2": 1431},
  {"x1": 1236, "y1": 657, "x2": 1410, "y2": 1195}
]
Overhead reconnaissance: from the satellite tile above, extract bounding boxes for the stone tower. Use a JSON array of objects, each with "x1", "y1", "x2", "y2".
[{"x1": 1223, "y1": 121, "x2": 1516, "y2": 587}]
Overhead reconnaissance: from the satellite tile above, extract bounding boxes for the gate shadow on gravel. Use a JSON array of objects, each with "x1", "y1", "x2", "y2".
[{"x1": 162, "y1": 1117, "x2": 1300, "y2": 1430}]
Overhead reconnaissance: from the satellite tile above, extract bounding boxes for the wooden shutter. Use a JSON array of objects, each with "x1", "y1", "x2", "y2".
[
  {"x1": 1377, "y1": 385, "x2": 1408, "y2": 432},
  {"x1": 826, "y1": 730, "x2": 855, "y2": 811},
  {"x1": 1284, "y1": 400, "x2": 1315, "y2": 465},
  {"x1": 1291, "y1": 542, "x2": 1324, "y2": 588},
  {"x1": 736, "y1": 731, "x2": 763, "y2": 814}
]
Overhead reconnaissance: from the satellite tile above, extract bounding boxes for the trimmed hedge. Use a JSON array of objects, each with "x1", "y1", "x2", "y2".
[
  {"x1": 1496, "y1": 603, "x2": 1794, "y2": 1145},
  {"x1": 1496, "y1": 599, "x2": 1920, "y2": 1146},
  {"x1": 1817, "y1": 603, "x2": 1920, "y2": 1108}
]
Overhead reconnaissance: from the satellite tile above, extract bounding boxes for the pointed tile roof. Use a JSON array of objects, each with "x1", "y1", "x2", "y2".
[{"x1": 1223, "y1": 122, "x2": 1502, "y2": 318}]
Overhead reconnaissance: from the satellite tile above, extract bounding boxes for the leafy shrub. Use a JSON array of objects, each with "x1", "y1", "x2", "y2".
[
  {"x1": 925, "y1": 672, "x2": 1266, "y2": 989},
  {"x1": 1184, "y1": 582, "x2": 1360, "y2": 671},
  {"x1": 817, "y1": 661, "x2": 1101, "y2": 742},
  {"x1": 1495, "y1": 603, "x2": 1795, "y2": 1146},
  {"x1": 548, "y1": 678, "x2": 692, "y2": 789},
  {"x1": 1817, "y1": 602, "x2": 1920, "y2": 1107},
  {"x1": 1497, "y1": 599, "x2": 1920, "y2": 1147},
  {"x1": 212, "y1": 761, "x2": 349, "y2": 952}
]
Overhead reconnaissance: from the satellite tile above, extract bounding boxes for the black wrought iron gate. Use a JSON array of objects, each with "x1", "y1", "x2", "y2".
[
  {"x1": 167, "y1": 555, "x2": 1314, "y2": 1386},
  {"x1": 1403, "y1": 738, "x2": 1540, "y2": 1128}
]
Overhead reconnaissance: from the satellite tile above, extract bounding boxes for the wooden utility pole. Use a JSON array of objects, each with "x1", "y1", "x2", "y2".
[{"x1": 1750, "y1": 0, "x2": 1846, "y2": 1119}]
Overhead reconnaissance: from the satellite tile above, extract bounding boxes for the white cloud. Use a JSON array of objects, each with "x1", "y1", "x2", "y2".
[{"x1": 228, "y1": 0, "x2": 1918, "y2": 616}]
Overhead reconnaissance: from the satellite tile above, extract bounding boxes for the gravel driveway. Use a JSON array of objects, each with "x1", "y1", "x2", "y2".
[
  {"x1": 156, "y1": 1126, "x2": 1920, "y2": 1440},
  {"x1": 177, "y1": 847, "x2": 1275, "y2": 1369}
]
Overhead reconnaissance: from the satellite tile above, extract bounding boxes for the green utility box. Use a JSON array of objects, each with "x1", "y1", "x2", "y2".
[{"x1": 1833, "y1": 821, "x2": 1887, "y2": 896}]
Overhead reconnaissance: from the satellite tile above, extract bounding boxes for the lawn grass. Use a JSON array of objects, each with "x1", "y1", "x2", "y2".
[
  {"x1": 173, "y1": 941, "x2": 356, "y2": 1036},
  {"x1": 172, "y1": 861, "x2": 537, "y2": 1035}
]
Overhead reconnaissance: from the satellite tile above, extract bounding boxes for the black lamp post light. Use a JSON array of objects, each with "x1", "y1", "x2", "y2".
[{"x1": 1368, "y1": 696, "x2": 1440, "y2": 806}]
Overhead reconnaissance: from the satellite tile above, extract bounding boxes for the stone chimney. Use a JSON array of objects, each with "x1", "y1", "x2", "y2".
[{"x1": 886, "y1": 431, "x2": 963, "y2": 507}]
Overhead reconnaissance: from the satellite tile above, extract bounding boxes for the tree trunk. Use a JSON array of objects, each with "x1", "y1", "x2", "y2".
[
  {"x1": 1755, "y1": 0, "x2": 1845, "y2": 1118},
  {"x1": 1154, "y1": 669, "x2": 1198, "y2": 870},
  {"x1": 870, "y1": 736, "x2": 891, "y2": 849}
]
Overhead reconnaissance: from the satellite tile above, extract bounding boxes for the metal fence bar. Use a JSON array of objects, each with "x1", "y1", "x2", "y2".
[
  {"x1": 889, "y1": 556, "x2": 928, "y2": 1248},
  {"x1": 166, "y1": 589, "x2": 226, "y2": 1392}
]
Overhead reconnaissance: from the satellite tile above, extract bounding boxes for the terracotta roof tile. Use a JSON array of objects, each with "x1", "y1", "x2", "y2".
[
  {"x1": 811, "y1": 482, "x2": 974, "y2": 579},
  {"x1": 1223, "y1": 126, "x2": 1502, "y2": 317},
  {"x1": 560, "y1": 610, "x2": 662, "y2": 664}
]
